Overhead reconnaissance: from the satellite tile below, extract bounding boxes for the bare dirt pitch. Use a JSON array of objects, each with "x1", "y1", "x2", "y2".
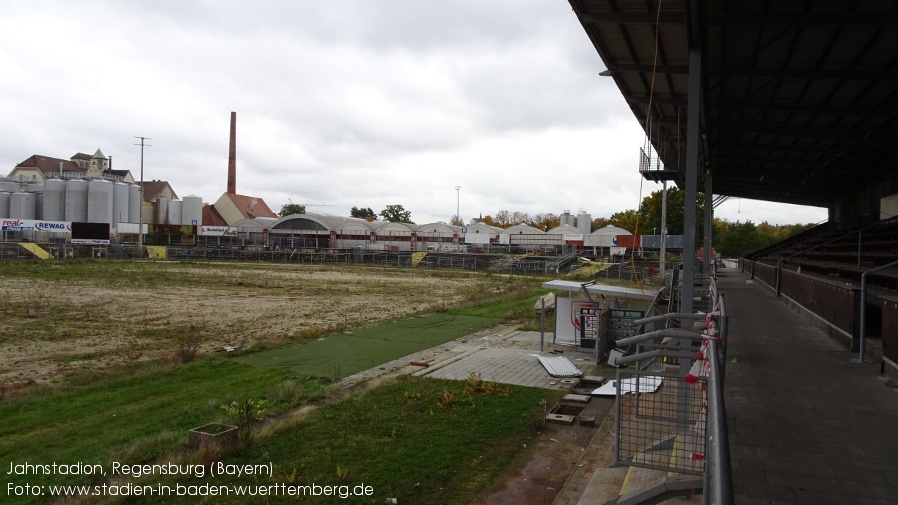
[{"x1": 0, "y1": 261, "x2": 520, "y2": 386}]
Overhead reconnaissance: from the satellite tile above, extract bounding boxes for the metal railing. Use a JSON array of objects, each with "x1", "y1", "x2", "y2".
[{"x1": 612, "y1": 276, "x2": 733, "y2": 504}]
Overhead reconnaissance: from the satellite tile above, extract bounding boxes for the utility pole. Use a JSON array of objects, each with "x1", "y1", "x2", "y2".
[
  {"x1": 134, "y1": 136, "x2": 151, "y2": 259},
  {"x1": 455, "y1": 186, "x2": 461, "y2": 224}
]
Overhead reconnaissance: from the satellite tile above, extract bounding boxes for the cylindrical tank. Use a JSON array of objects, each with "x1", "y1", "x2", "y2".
[
  {"x1": 155, "y1": 196, "x2": 168, "y2": 225},
  {"x1": 0, "y1": 191, "x2": 10, "y2": 218},
  {"x1": 43, "y1": 179, "x2": 66, "y2": 221},
  {"x1": 128, "y1": 184, "x2": 141, "y2": 223},
  {"x1": 112, "y1": 181, "x2": 129, "y2": 228},
  {"x1": 577, "y1": 212, "x2": 591, "y2": 235},
  {"x1": 87, "y1": 179, "x2": 113, "y2": 224},
  {"x1": 24, "y1": 182, "x2": 44, "y2": 193},
  {"x1": 65, "y1": 179, "x2": 88, "y2": 222},
  {"x1": 182, "y1": 195, "x2": 202, "y2": 226},
  {"x1": 0, "y1": 180, "x2": 21, "y2": 193},
  {"x1": 167, "y1": 200, "x2": 183, "y2": 227},
  {"x1": 10, "y1": 192, "x2": 37, "y2": 220},
  {"x1": 560, "y1": 210, "x2": 575, "y2": 227},
  {"x1": 34, "y1": 194, "x2": 43, "y2": 220}
]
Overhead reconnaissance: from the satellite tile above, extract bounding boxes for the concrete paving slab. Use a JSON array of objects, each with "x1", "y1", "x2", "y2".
[{"x1": 720, "y1": 269, "x2": 898, "y2": 505}]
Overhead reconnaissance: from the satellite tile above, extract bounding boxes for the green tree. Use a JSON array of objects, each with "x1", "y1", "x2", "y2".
[
  {"x1": 380, "y1": 204, "x2": 414, "y2": 224},
  {"x1": 715, "y1": 220, "x2": 771, "y2": 257},
  {"x1": 610, "y1": 209, "x2": 640, "y2": 233},
  {"x1": 449, "y1": 215, "x2": 464, "y2": 226},
  {"x1": 633, "y1": 187, "x2": 706, "y2": 237},
  {"x1": 351, "y1": 206, "x2": 377, "y2": 220},
  {"x1": 278, "y1": 203, "x2": 306, "y2": 217}
]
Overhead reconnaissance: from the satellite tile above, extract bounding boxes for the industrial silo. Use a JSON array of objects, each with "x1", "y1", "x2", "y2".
[
  {"x1": 167, "y1": 199, "x2": 183, "y2": 227},
  {"x1": 24, "y1": 182, "x2": 44, "y2": 194},
  {"x1": 112, "y1": 181, "x2": 129, "y2": 228},
  {"x1": 10, "y1": 192, "x2": 36, "y2": 219},
  {"x1": 87, "y1": 179, "x2": 114, "y2": 224},
  {"x1": 65, "y1": 179, "x2": 89, "y2": 222},
  {"x1": 128, "y1": 184, "x2": 141, "y2": 223},
  {"x1": 0, "y1": 191, "x2": 10, "y2": 218},
  {"x1": 560, "y1": 210, "x2": 575, "y2": 227},
  {"x1": 43, "y1": 179, "x2": 66, "y2": 221},
  {"x1": 182, "y1": 195, "x2": 202, "y2": 226},
  {"x1": 577, "y1": 211, "x2": 592, "y2": 235},
  {"x1": 34, "y1": 194, "x2": 43, "y2": 220},
  {"x1": 156, "y1": 196, "x2": 168, "y2": 225},
  {"x1": 0, "y1": 180, "x2": 21, "y2": 193}
]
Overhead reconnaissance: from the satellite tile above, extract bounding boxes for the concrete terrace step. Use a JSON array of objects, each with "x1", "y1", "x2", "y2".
[
  {"x1": 581, "y1": 431, "x2": 704, "y2": 505},
  {"x1": 577, "y1": 467, "x2": 629, "y2": 505},
  {"x1": 19, "y1": 242, "x2": 50, "y2": 260},
  {"x1": 618, "y1": 465, "x2": 702, "y2": 505}
]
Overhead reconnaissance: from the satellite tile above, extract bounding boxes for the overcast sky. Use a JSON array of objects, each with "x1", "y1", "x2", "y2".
[{"x1": 0, "y1": 1, "x2": 827, "y2": 226}]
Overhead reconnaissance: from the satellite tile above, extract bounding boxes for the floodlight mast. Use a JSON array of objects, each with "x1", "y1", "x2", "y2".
[
  {"x1": 455, "y1": 186, "x2": 461, "y2": 224},
  {"x1": 134, "y1": 136, "x2": 151, "y2": 259}
]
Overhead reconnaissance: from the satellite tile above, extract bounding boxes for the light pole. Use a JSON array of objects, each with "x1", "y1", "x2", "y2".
[
  {"x1": 455, "y1": 186, "x2": 461, "y2": 224},
  {"x1": 134, "y1": 136, "x2": 151, "y2": 259}
]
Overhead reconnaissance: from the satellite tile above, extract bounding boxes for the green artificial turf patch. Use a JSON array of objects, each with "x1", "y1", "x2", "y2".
[{"x1": 237, "y1": 314, "x2": 498, "y2": 378}]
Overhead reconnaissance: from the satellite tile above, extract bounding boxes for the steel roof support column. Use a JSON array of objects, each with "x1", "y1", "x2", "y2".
[
  {"x1": 681, "y1": 43, "x2": 702, "y2": 377},
  {"x1": 704, "y1": 170, "x2": 713, "y2": 275}
]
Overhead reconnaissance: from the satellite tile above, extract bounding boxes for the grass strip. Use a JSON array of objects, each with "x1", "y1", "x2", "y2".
[
  {"x1": 137, "y1": 375, "x2": 560, "y2": 505},
  {"x1": 0, "y1": 359, "x2": 331, "y2": 504}
]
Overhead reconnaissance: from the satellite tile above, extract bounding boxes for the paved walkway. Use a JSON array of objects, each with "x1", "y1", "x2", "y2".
[
  {"x1": 720, "y1": 269, "x2": 898, "y2": 504},
  {"x1": 336, "y1": 323, "x2": 599, "y2": 391}
]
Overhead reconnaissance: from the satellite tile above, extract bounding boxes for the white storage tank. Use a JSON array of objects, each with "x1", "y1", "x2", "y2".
[
  {"x1": 87, "y1": 179, "x2": 114, "y2": 224},
  {"x1": 0, "y1": 191, "x2": 10, "y2": 218},
  {"x1": 112, "y1": 181, "x2": 129, "y2": 228},
  {"x1": 128, "y1": 183, "x2": 141, "y2": 223},
  {"x1": 156, "y1": 196, "x2": 168, "y2": 225},
  {"x1": 577, "y1": 211, "x2": 592, "y2": 235},
  {"x1": 43, "y1": 179, "x2": 66, "y2": 221},
  {"x1": 10, "y1": 192, "x2": 37, "y2": 220},
  {"x1": 65, "y1": 179, "x2": 89, "y2": 222},
  {"x1": 182, "y1": 195, "x2": 202, "y2": 226},
  {"x1": 167, "y1": 200, "x2": 183, "y2": 227},
  {"x1": 0, "y1": 180, "x2": 21, "y2": 193}
]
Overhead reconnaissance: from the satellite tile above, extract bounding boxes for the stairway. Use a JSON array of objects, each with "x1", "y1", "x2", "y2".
[
  {"x1": 577, "y1": 433, "x2": 704, "y2": 505},
  {"x1": 18, "y1": 242, "x2": 51, "y2": 260}
]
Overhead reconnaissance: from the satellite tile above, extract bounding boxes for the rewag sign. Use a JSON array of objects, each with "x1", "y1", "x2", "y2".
[{"x1": 1, "y1": 220, "x2": 71, "y2": 232}]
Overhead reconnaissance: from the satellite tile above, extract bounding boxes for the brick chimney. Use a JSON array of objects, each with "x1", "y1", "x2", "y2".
[{"x1": 227, "y1": 111, "x2": 237, "y2": 195}]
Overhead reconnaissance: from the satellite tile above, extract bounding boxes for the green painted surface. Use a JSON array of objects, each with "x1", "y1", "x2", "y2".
[{"x1": 238, "y1": 313, "x2": 499, "y2": 377}]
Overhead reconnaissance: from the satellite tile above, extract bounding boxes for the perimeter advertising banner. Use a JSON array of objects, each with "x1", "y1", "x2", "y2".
[
  {"x1": 1, "y1": 219, "x2": 71, "y2": 233},
  {"x1": 199, "y1": 226, "x2": 238, "y2": 237}
]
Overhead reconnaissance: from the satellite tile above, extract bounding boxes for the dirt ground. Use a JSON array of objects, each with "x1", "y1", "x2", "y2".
[
  {"x1": 468, "y1": 395, "x2": 615, "y2": 505},
  {"x1": 0, "y1": 263, "x2": 510, "y2": 386}
]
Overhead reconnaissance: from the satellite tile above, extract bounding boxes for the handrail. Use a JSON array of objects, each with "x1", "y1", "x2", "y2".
[
  {"x1": 774, "y1": 219, "x2": 884, "y2": 297},
  {"x1": 633, "y1": 312, "x2": 707, "y2": 325},
  {"x1": 856, "y1": 259, "x2": 898, "y2": 363},
  {"x1": 614, "y1": 349, "x2": 698, "y2": 366},
  {"x1": 707, "y1": 336, "x2": 734, "y2": 504},
  {"x1": 614, "y1": 327, "x2": 701, "y2": 347}
]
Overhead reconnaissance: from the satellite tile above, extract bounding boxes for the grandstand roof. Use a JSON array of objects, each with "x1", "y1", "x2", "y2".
[{"x1": 569, "y1": 0, "x2": 898, "y2": 208}]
